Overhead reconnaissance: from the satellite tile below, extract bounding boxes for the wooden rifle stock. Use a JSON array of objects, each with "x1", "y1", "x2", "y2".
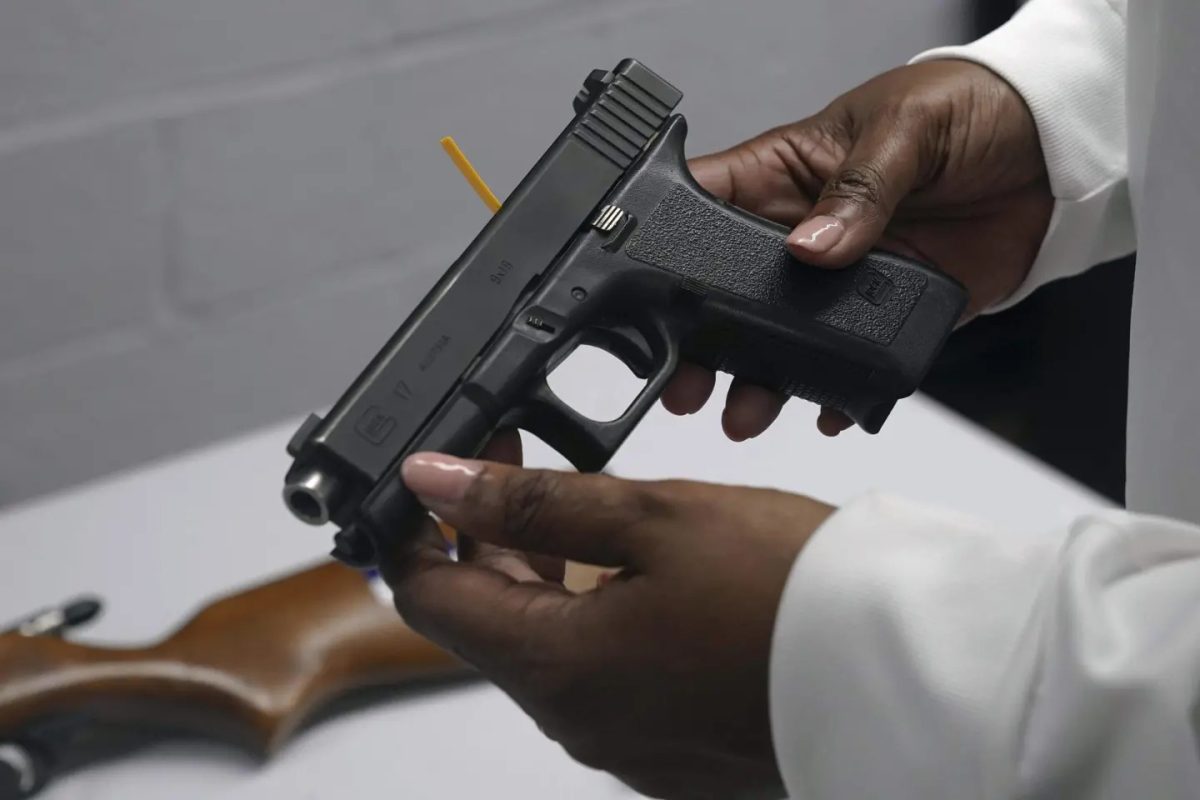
[{"x1": 0, "y1": 562, "x2": 465, "y2": 796}]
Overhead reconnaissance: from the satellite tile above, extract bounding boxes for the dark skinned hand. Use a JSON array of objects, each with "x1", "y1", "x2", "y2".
[
  {"x1": 665, "y1": 59, "x2": 1053, "y2": 439},
  {"x1": 382, "y1": 437, "x2": 835, "y2": 800},
  {"x1": 382, "y1": 60, "x2": 1053, "y2": 799}
]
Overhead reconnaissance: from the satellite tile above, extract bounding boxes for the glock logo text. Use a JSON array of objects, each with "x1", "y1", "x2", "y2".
[
  {"x1": 355, "y1": 406, "x2": 396, "y2": 446},
  {"x1": 856, "y1": 268, "x2": 895, "y2": 306}
]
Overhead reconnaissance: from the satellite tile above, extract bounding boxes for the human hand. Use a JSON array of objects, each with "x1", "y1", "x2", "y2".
[
  {"x1": 663, "y1": 60, "x2": 1052, "y2": 438},
  {"x1": 383, "y1": 451, "x2": 836, "y2": 799}
]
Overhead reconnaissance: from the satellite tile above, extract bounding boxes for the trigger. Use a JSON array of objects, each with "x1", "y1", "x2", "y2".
[
  {"x1": 580, "y1": 324, "x2": 656, "y2": 379},
  {"x1": 502, "y1": 379, "x2": 614, "y2": 472}
]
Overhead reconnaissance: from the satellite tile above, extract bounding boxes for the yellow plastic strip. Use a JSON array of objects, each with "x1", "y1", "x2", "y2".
[
  {"x1": 435, "y1": 137, "x2": 607, "y2": 591},
  {"x1": 440, "y1": 136, "x2": 502, "y2": 213},
  {"x1": 435, "y1": 136, "x2": 499, "y2": 551}
]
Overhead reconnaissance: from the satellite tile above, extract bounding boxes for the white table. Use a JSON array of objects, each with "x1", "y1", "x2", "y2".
[{"x1": 0, "y1": 358, "x2": 1108, "y2": 800}]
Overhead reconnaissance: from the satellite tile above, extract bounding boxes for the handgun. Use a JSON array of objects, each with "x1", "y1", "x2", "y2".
[{"x1": 282, "y1": 59, "x2": 967, "y2": 567}]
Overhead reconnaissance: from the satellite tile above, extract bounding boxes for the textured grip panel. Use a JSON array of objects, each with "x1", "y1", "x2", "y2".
[{"x1": 625, "y1": 187, "x2": 927, "y2": 345}]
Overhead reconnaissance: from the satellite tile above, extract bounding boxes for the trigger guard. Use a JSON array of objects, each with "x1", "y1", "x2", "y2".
[
  {"x1": 501, "y1": 317, "x2": 679, "y2": 473},
  {"x1": 578, "y1": 323, "x2": 657, "y2": 379},
  {"x1": 499, "y1": 380, "x2": 613, "y2": 472}
]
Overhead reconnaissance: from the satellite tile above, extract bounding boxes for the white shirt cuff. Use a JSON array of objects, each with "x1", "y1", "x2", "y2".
[
  {"x1": 911, "y1": 0, "x2": 1133, "y2": 311},
  {"x1": 769, "y1": 492, "x2": 1063, "y2": 798}
]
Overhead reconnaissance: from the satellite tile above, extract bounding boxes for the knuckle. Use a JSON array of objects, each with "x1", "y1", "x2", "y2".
[
  {"x1": 638, "y1": 479, "x2": 700, "y2": 519},
  {"x1": 531, "y1": 667, "x2": 575, "y2": 708},
  {"x1": 630, "y1": 482, "x2": 677, "y2": 520},
  {"x1": 520, "y1": 642, "x2": 581, "y2": 708},
  {"x1": 823, "y1": 162, "x2": 887, "y2": 208},
  {"x1": 523, "y1": 675, "x2": 583, "y2": 744},
  {"x1": 559, "y1": 734, "x2": 612, "y2": 771},
  {"x1": 515, "y1": 637, "x2": 592, "y2": 719},
  {"x1": 495, "y1": 468, "x2": 560, "y2": 548},
  {"x1": 622, "y1": 774, "x2": 682, "y2": 800},
  {"x1": 813, "y1": 106, "x2": 854, "y2": 143},
  {"x1": 590, "y1": 479, "x2": 677, "y2": 544},
  {"x1": 875, "y1": 94, "x2": 933, "y2": 131}
]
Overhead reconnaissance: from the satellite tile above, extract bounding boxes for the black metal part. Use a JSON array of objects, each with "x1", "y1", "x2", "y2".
[
  {"x1": 283, "y1": 59, "x2": 966, "y2": 567},
  {"x1": 4, "y1": 597, "x2": 103, "y2": 638},
  {"x1": 0, "y1": 742, "x2": 50, "y2": 800},
  {"x1": 330, "y1": 525, "x2": 378, "y2": 568},
  {"x1": 59, "y1": 600, "x2": 100, "y2": 631}
]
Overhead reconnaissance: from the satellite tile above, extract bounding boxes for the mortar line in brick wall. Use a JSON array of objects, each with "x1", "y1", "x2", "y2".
[
  {"x1": 0, "y1": 238, "x2": 460, "y2": 390},
  {"x1": 0, "y1": 234, "x2": 458, "y2": 384},
  {"x1": 155, "y1": 117, "x2": 188, "y2": 328},
  {"x1": 0, "y1": 0, "x2": 692, "y2": 159},
  {"x1": 0, "y1": 325, "x2": 152, "y2": 386}
]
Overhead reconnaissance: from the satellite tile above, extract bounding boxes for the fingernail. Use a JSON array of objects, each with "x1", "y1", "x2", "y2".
[
  {"x1": 787, "y1": 215, "x2": 845, "y2": 254},
  {"x1": 402, "y1": 453, "x2": 482, "y2": 504}
]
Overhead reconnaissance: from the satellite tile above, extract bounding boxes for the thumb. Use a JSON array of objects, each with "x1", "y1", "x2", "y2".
[
  {"x1": 401, "y1": 453, "x2": 661, "y2": 568},
  {"x1": 787, "y1": 120, "x2": 922, "y2": 268}
]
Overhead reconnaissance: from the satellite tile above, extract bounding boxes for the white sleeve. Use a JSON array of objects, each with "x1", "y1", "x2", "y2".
[
  {"x1": 912, "y1": 0, "x2": 1135, "y2": 311},
  {"x1": 770, "y1": 493, "x2": 1200, "y2": 799}
]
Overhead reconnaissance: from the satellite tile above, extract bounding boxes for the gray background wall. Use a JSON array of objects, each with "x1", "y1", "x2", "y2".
[{"x1": 0, "y1": 0, "x2": 971, "y2": 507}]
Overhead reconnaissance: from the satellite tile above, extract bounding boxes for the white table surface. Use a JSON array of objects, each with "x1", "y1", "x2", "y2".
[{"x1": 0, "y1": 356, "x2": 1109, "y2": 800}]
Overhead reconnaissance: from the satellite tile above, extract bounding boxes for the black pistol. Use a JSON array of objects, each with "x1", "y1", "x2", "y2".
[{"x1": 282, "y1": 59, "x2": 967, "y2": 567}]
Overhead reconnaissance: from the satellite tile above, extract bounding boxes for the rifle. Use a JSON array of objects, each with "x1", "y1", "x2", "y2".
[{"x1": 0, "y1": 562, "x2": 465, "y2": 798}]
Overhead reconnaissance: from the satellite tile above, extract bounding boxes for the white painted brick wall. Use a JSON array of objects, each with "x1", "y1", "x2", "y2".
[
  {"x1": 0, "y1": 0, "x2": 971, "y2": 506},
  {"x1": 0, "y1": 0, "x2": 570, "y2": 130},
  {"x1": 172, "y1": 77, "x2": 405, "y2": 307},
  {"x1": 0, "y1": 125, "x2": 165, "y2": 360}
]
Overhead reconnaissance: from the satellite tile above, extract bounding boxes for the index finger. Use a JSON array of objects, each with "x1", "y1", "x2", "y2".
[
  {"x1": 382, "y1": 531, "x2": 574, "y2": 672},
  {"x1": 402, "y1": 456, "x2": 667, "y2": 569}
]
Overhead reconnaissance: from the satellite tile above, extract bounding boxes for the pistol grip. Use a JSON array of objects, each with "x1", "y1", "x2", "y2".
[{"x1": 607, "y1": 117, "x2": 966, "y2": 433}]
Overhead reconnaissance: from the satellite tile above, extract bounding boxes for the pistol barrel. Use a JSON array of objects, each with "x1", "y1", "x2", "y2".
[{"x1": 283, "y1": 466, "x2": 345, "y2": 526}]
